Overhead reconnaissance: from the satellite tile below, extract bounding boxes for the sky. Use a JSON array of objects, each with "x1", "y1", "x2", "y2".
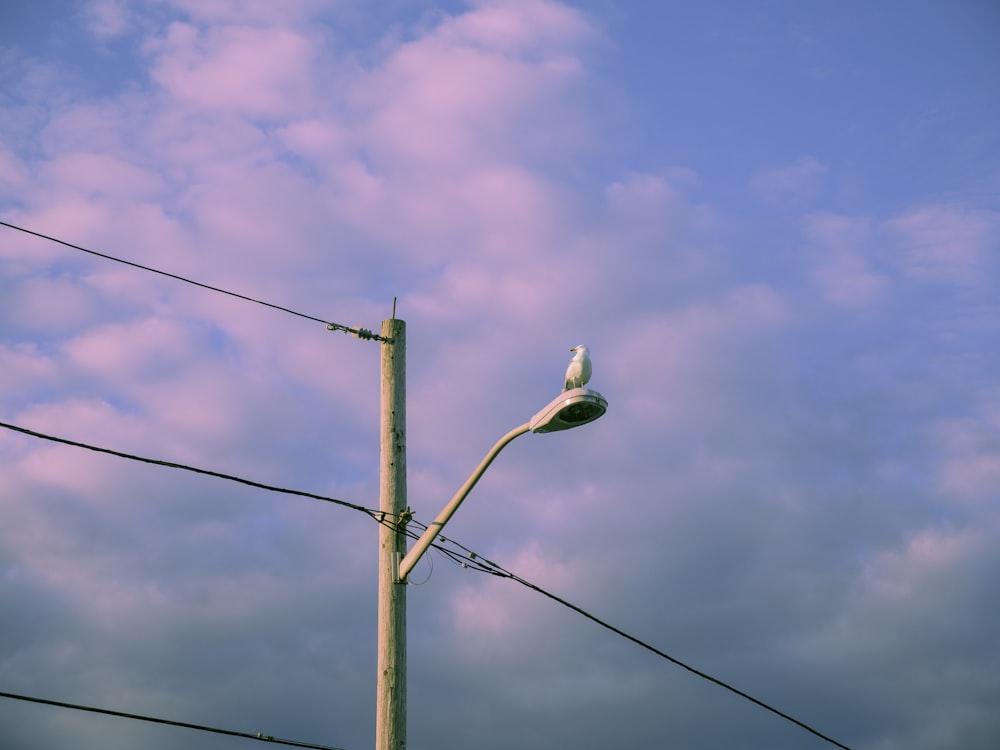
[{"x1": 1, "y1": 1, "x2": 998, "y2": 749}]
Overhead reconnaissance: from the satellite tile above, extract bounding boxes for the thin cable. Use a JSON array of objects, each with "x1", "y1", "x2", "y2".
[
  {"x1": 0, "y1": 419, "x2": 418, "y2": 535},
  {"x1": 409, "y1": 522, "x2": 850, "y2": 748},
  {"x1": 408, "y1": 521, "x2": 502, "y2": 575},
  {"x1": 0, "y1": 220, "x2": 389, "y2": 343},
  {"x1": 0, "y1": 691, "x2": 346, "y2": 750},
  {"x1": 2, "y1": 421, "x2": 849, "y2": 747},
  {"x1": 2, "y1": 421, "x2": 472, "y2": 575},
  {"x1": 437, "y1": 543, "x2": 853, "y2": 750},
  {"x1": 0, "y1": 421, "x2": 379, "y2": 520}
]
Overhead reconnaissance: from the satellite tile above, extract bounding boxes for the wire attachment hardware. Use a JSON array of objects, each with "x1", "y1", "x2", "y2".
[
  {"x1": 326, "y1": 322, "x2": 392, "y2": 343},
  {"x1": 397, "y1": 507, "x2": 414, "y2": 528}
]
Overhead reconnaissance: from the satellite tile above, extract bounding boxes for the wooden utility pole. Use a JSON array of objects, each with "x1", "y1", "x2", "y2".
[{"x1": 376, "y1": 317, "x2": 407, "y2": 750}]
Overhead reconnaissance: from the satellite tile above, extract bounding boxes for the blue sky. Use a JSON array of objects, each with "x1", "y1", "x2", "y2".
[{"x1": 1, "y1": 2, "x2": 998, "y2": 749}]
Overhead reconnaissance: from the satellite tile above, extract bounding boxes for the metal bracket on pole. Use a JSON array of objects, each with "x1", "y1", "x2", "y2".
[{"x1": 393, "y1": 551, "x2": 404, "y2": 585}]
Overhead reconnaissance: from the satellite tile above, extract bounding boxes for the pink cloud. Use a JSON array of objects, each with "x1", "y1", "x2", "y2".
[
  {"x1": 163, "y1": 0, "x2": 328, "y2": 26},
  {"x1": 604, "y1": 284, "x2": 787, "y2": 430},
  {"x1": 81, "y1": 0, "x2": 132, "y2": 40},
  {"x1": 7, "y1": 198, "x2": 117, "y2": 251},
  {"x1": 0, "y1": 149, "x2": 29, "y2": 193},
  {"x1": 927, "y1": 390, "x2": 1000, "y2": 503},
  {"x1": 277, "y1": 118, "x2": 352, "y2": 161},
  {"x1": 751, "y1": 155, "x2": 827, "y2": 207},
  {"x1": 448, "y1": 540, "x2": 578, "y2": 642},
  {"x1": 809, "y1": 253, "x2": 891, "y2": 310},
  {"x1": 354, "y1": 0, "x2": 598, "y2": 170},
  {"x1": 3, "y1": 276, "x2": 104, "y2": 336},
  {"x1": 148, "y1": 23, "x2": 319, "y2": 118},
  {"x1": 886, "y1": 204, "x2": 998, "y2": 286},
  {"x1": 62, "y1": 316, "x2": 198, "y2": 379},
  {"x1": 437, "y1": 0, "x2": 597, "y2": 55},
  {"x1": 40, "y1": 152, "x2": 165, "y2": 201},
  {"x1": 0, "y1": 342, "x2": 60, "y2": 393},
  {"x1": 803, "y1": 212, "x2": 890, "y2": 309}
]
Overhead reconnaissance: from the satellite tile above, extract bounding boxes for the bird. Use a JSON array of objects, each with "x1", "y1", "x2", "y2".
[{"x1": 564, "y1": 344, "x2": 592, "y2": 390}]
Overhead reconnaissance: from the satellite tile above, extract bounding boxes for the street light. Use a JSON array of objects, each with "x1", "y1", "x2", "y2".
[
  {"x1": 528, "y1": 385, "x2": 609, "y2": 434},
  {"x1": 397, "y1": 386, "x2": 608, "y2": 583},
  {"x1": 376, "y1": 318, "x2": 606, "y2": 750}
]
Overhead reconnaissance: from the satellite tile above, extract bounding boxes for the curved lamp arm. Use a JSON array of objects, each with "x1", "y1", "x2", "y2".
[{"x1": 397, "y1": 422, "x2": 530, "y2": 582}]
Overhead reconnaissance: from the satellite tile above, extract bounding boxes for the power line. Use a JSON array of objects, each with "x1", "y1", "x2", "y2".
[
  {"x1": 0, "y1": 420, "x2": 379, "y2": 520},
  {"x1": 0, "y1": 419, "x2": 487, "y2": 573},
  {"x1": 0, "y1": 421, "x2": 494, "y2": 579},
  {"x1": 429, "y1": 530, "x2": 853, "y2": 750},
  {"x1": 0, "y1": 419, "x2": 420, "y2": 542},
  {"x1": 3, "y1": 420, "x2": 852, "y2": 749},
  {"x1": 2, "y1": 216, "x2": 849, "y2": 747},
  {"x1": 0, "y1": 219, "x2": 389, "y2": 343},
  {"x1": 0, "y1": 691, "x2": 347, "y2": 750}
]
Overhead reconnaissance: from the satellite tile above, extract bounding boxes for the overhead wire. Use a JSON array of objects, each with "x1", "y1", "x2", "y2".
[
  {"x1": 2, "y1": 219, "x2": 849, "y2": 744},
  {"x1": 0, "y1": 420, "x2": 379, "y2": 520},
  {"x1": 0, "y1": 219, "x2": 389, "y2": 343},
  {"x1": 0, "y1": 691, "x2": 347, "y2": 750},
  {"x1": 398, "y1": 521, "x2": 853, "y2": 748},
  {"x1": 410, "y1": 527, "x2": 848, "y2": 746},
  {"x1": 1, "y1": 420, "x2": 852, "y2": 750},
  {"x1": 456, "y1": 553, "x2": 853, "y2": 750},
  {"x1": 0, "y1": 420, "x2": 443, "y2": 553},
  {"x1": 409, "y1": 521, "x2": 511, "y2": 576}
]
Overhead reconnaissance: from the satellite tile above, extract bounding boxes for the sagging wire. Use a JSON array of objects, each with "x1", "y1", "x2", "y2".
[
  {"x1": 0, "y1": 421, "x2": 381, "y2": 521},
  {"x1": 401, "y1": 526, "x2": 854, "y2": 750},
  {"x1": 406, "y1": 519, "x2": 507, "y2": 576},
  {"x1": 0, "y1": 220, "x2": 390, "y2": 343},
  {"x1": 0, "y1": 690, "x2": 348, "y2": 750},
  {"x1": 2, "y1": 421, "x2": 852, "y2": 750}
]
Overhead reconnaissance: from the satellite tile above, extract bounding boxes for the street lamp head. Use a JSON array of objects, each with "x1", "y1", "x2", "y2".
[
  {"x1": 397, "y1": 386, "x2": 608, "y2": 583},
  {"x1": 529, "y1": 387, "x2": 608, "y2": 434}
]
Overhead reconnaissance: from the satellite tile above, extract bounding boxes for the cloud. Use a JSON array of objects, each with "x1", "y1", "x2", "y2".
[
  {"x1": 798, "y1": 518, "x2": 1000, "y2": 747},
  {"x1": 2, "y1": 2, "x2": 999, "y2": 749},
  {"x1": 160, "y1": 0, "x2": 331, "y2": 27},
  {"x1": 147, "y1": 23, "x2": 320, "y2": 118},
  {"x1": 801, "y1": 202, "x2": 1000, "y2": 312},
  {"x1": 885, "y1": 203, "x2": 998, "y2": 286},
  {"x1": 602, "y1": 283, "x2": 787, "y2": 432},
  {"x1": 803, "y1": 211, "x2": 890, "y2": 309},
  {"x1": 751, "y1": 155, "x2": 827, "y2": 207},
  {"x1": 927, "y1": 387, "x2": 1000, "y2": 504},
  {"x1": 81, "y1": 0, "x2": 132, "y2": 40},
  {"x1": 352, "y1": 0, "x2": 599, "y2": 172},
  {"x1": 0, "y1": 148, "x2": 30, "y2": 196},
  {"x1": 40, "y1": 151, "x2": 165, "y2": 202}
]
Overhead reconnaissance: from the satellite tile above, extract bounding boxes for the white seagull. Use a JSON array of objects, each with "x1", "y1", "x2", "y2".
[{"x1": 564, "y1": 344, "x2": 592, "y2": 390}]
